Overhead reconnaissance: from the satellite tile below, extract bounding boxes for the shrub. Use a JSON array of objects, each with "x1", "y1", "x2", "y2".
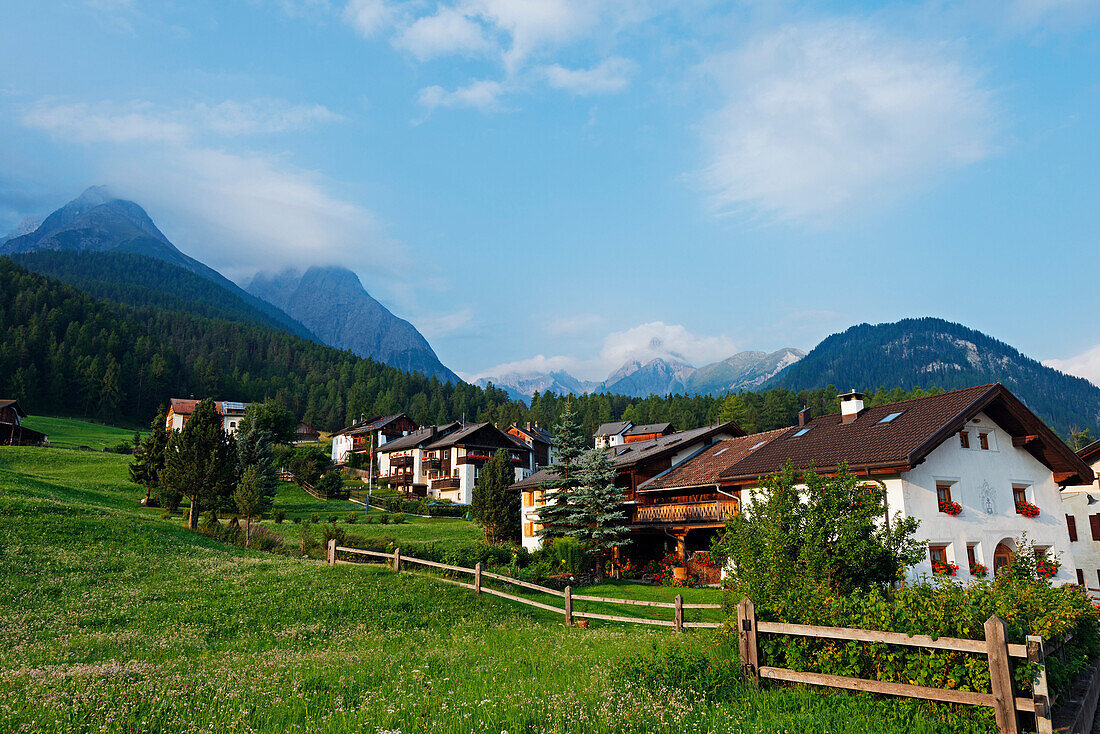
[
  {"x1": 159, "y1": 511, "x2": 172, "y2": 520},
  {"x1": 272, "y1": 509, "x2": 286, "y2": 524},
  {"x1": 391, "y1": 512, "x2": 406, "y2": 524},
  {"x1": 321, "y1": 523, "x2": 346, "y2": 547},
  {"x1": 310, "y1": 512, "x2": 320, "y2": 524},
  {"x1": 292, "y1": 516, "x2": 302, "y2": 524},
  {"x1": 345, "y1": 511, "x2": 359, "y2": 524},
  {"x1": 113, "y1": 441, "x2": 133, "y2": 455},
  {"x1": 327, "y1": 514, "x2": 338, "y2": 523},
  {"x1": 379, "y1": 513, "x2": 390, "y2": 525},
  {"x1": 544, "y1": 537, "x2": 586, "y2": 575}
]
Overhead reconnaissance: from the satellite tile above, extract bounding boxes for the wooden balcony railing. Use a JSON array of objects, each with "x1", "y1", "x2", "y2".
[
  {"x1": 390, "y1": 455, "x2": 413, "y2": 467},
  {"x1": 432, "y1": 477, "x2": 461, "y2": 491},
  {"x1": 633, "y1": 500, "x2": 739, "y2": 525}
]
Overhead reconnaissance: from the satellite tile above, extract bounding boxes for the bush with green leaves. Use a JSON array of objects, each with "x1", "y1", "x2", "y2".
[
  {"x1": 391, "y1": 512, "x2": 406, "y2": 525},
  {"x1": 321, "y1": 523, "x2": 346, "y2": 547},
  {"x1": 273, "y1": 509, "x2": 286, "y2": 524},
  {"x1": 291, "y1": 515, "x2": 301, "y2": 524},
  {"x1": 327, "y1": 513, "x2": 338, "y2": 523},
  {"x1": 345, "y1": 511, "x2": 359, "y2": 524},
  {"x1": 540, "y1": 536, "x2": 587, "y2": 575},
  {"x1": 378, "y1": 513, "x2": 390, "y2": 525},
  {"x1": 310, "y1": 512, "x2": 320, "y2": 524}
]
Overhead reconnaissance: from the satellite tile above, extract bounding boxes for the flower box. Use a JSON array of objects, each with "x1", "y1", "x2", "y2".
[
  {"x1": 1016, "y1": 501, "x2": 1040, "y2": 518},
  {"x1": 1036, "y1": 560, "x2": 1059, "y2": 578},
  {"x1": 932, "y1": 561, "x2": 958, "y2": 577},
  {"x1": 939, "y1": 500, "x2": 962, "y2": 516},
  {"x1": 970, "y1": 563, "x2": 988, "y2": 578}
]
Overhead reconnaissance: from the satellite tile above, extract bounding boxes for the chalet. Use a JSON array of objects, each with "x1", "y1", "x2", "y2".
[
  {"x1": 622, "y1": 422, "x2": 674, "y2": 443},
  {"x1": 293, "y1": 422, "x2": 321, "y2": 444},
  {"x1": 330, "y1": 413, "x2": 418, "y2": 464},
  {"x1": 0, "y1": 399, "x2": 48, "y2": 447},
  {"x1": 167, "y1": 399, "x2": 250, "y2": 434},
  {"x1": 507, "y1": 422, "x2": 555, "y2": 468},
  {"x1": 1058, "y1": 440, "x2": 1100, "y2": 593},
  {"x1": 640, "y1": 385, "x2": 1092, "y2": 585},
  {"x1": 513, "y1": 420, "x2": 745, "y2": 552},
  {"x1": 378, "y1": 422, "x2": 532, "y2": 504},
  {"x1": 594, "y1": 421, "x2": 632, "y2": 449}
]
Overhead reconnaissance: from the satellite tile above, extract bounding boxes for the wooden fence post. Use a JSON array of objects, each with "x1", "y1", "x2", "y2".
[
  {"x1": 327, "y1": 539, "x2": 336, "y2": 565},
  {"x1": 1027, "y1": 635, "x2": 1053, "y2": 734},
  {"x1": 564, "y1": 585, "x2": 573, "y2": 627},
  {"x1": 674, "y1": 594, "x2": 684, "y2": 633},
  {"x1": 474, "y1": 562, "x2": 482, "y2": 595},
  {"x1": 393, "y1": 547, "x2": 401, "y2": 573},
  {"x1": 737, "y1": 597, "x2": 759, "y2": 689},
  {"x1": 985, "y1": 615, "x2": 1019, "y2": 734}
]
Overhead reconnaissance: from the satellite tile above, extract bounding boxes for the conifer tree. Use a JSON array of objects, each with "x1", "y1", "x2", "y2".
[
  {"x1": 563, "y1": 447, "x2": 629, "y2": 572},
  {"x1": 236, "y1": 427, "x2": 278, "y2": 518},
  {"x1": 129, "y1": 407, "x2": 171, "y2": 508},
  {"x1": 163, "y1": 399, "x2": 238, "y2": 530},
  {"x1": 472, "y1": 449, "x2": 518, "y2": 542},
  {"x1": 234, "y1": 466, "x2": 268, "y2": 546},
  {"x1": 537, "y1": 400, "x2": 588, "y2": 538}
]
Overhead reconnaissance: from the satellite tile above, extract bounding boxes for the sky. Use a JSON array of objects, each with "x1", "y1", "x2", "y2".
[{"x1": 1, "y1": 0, "x2": 1099, "y2": 384}]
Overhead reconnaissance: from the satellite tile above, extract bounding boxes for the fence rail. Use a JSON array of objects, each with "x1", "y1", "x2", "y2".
[
  {"x1": 736, "y1": 597, "x2": 1051, "y2": 734},
  {"x1": 326, "y1": 540, "x2": 718, "y2": 631}
]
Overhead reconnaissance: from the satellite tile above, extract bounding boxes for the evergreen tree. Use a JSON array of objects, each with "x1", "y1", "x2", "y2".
[
  {"x1": 129, "y1": 407, "x2": 171, "y2": 508},
  {"x1": 163, "y1": 399, "x2": 238, "y2": 529},
  {"x1": 234, "y1": 466, "x2": 268, "y2": 546},
  {"x1": 471, "y1": 449, "x2": 519, "y2": 543},
  {"x1": 236, "y1": 427, "x2": 278, "y2": 517},
  {"x1": 538, "y1": 400, "x2": 588, "y2": 538},
  {"x1": 563, "y1": 447, "x2": 629, "y2": 572},
  {"x1": 238, "y1": 401, "x2": 297, "y2": 444}
]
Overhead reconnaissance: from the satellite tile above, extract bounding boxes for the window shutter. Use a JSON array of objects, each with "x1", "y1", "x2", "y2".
[
  {"x1": 1091, "y1": 514, "x2": 1100, "y2": 541},
  {"x1": 1078, "y1": 569, "x2": 1086, "y2": 586},
  {"x1": 1068, "y1": 514, "x2": 1079, "y2": 541}
]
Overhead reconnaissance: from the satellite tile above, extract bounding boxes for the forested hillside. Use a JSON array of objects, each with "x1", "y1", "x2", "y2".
[
  {"x1": 1, "y1": 258, "x2": 952, "y2": 437},
  {"x1": 765, "y1": 317, "x2": 1100, "y2": 437}
]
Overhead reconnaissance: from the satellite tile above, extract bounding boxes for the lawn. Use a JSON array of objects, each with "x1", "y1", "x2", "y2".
[
  {"x1": 20, "y1": 414, "x2": 145, "y2": 450},
  {"x1": 0, "y1": 445, "x2": 996, "y2": 733}
]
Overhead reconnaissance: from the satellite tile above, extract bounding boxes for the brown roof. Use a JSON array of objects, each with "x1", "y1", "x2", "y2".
[
  {"x1": 512, "y1": 466, "x2": 557, "y2": 490},
  {"x1": 717, "y1": 384, "x2": 1093, "y2": 485},
  {"x1": 425, "y1": 422, "x2": 531, "y2": 453},
  {"x1": 0, "y1": 399, "x2": 27, "y2": 418},
  {"x1": 638, "y1": 428, "x2": 790, "y2": 492},
  {"x1": 610, "y1": 421, "x2": 745, "y2": 469},
  {"x1": 333, "y1": 413, "x2": 415, "y2": 438},
  {"x1": 594, "y1": 421, "x2": 631, "y2": 436},
  {"x1": 169, "y1": 398, "x2": 249, "y2": 417},
  {"x1": 1078, "y1": 439, "x2": 1100, "y2": 465},
  {"x1": 510, "y1": 423, "x2": 554, "y2": 445},
  {"x1": 378, "y1": 422, "x2": 462, "y2": 453}
]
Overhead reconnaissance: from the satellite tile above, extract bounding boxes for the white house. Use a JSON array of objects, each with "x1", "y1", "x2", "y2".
[
  {"x1": 594, "y1": 421, "x2": 632, "y2": 449},
  {"x1": 330, "y1": 413, "x2": 418, "y2": 465},
  {"x1": 378, "y1": 422, "x2": 532, "y2": 505},
  {"x1": 638, "y1": 385, "x2": 1092, "y2": 586},
  {"x1": 167, "y1": 398, "x2": 250, "y2": 434},
  {"x1": 1059, "y1": 441, "x2": 1100, "y2": 593}
]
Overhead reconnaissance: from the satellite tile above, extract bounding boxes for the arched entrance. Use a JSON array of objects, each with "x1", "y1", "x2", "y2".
[{"x1": 993, "y1": 541, "x2": 1014, "y2": 575}]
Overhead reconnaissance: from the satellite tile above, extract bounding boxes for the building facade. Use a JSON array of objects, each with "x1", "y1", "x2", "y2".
[
  {"x1": 1059, "y1": 441, "x2": 1100, "y2": 593},
  {"x1": 167, "y1": 399, "x2": 250, "y2": 434},
  {"x1": 0, "y1": 399, "x2": 48, "y2": 446},
  {"x1": 330, "y1": 414, "x2": 419, "y2": 465}
]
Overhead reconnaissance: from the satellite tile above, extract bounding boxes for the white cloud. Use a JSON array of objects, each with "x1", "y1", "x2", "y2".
[
  {"x1": 474, "y1": 320, "x2": 740, "y2": 382},
  {"x1": 698, "y1": 20, "x2": 996, "y2": 223},
  {"x1": 342, "y1": 0, "x2": 394, "y2": 37},
  {"x1": 543, "y1": 57, "x2": 635, "y2": 95},
  {"x1": 466, "y1": 0, "x2": 603, "y2": 72},
  {"x1": 1044, "y1": 346, "x2": 1100, "y2": 387},
  {"x1": 394, "y1": 6, "x2": 493, "y2": 60},
  {"x1": 22, "y1": 99, "x2": 340, "y2": 144},
  {"x1": 418, "y1": 307, "x2": 475, "y2": 338},
  {"x1": 546, "y1": 314, "x2": 604, "y2": 336},
  {"x1": 418, "y1": 80, "x2": 508, "y2": 112}
]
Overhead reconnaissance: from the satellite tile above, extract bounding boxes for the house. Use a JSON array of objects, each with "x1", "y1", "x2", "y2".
[
  {"x1": 594, "y1": 421, "x2": 632, "y2": 449},
  {"x1": 622, "y1": 422, "x2": 674, "y2": 443},
  {"x1": 293, "y1": 422, "x2": 321, "y2": 444},
  {"x1": 378, "y1": 422, "x2": 533, "y2": 504},
  {"x1": 507, "y1": 422, "x2": 555, "y2": 468},
  {"x1": 1058, "y1": 441, "x2": 1100, "y2": 592},
  {"x1": 330, "y1": 413, "x2": 418, "y2": 464},
  {"x1": 167, "y1": 399, "x2": 250, "y2": 434},
  {"x1": 0, "y1": 399, "x2": 48, "y2": 447},
  {"x1": 638, "y1": 385, "x2": 1092, "y2": 585},
  {"x1": 513, "y1": 420, "x2": 745, "y2": 552}
]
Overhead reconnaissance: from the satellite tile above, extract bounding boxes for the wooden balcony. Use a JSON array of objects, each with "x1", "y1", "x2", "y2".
[
  {"x1": 422, "y1": 456, "x2": 442, "y2": 469},
  {"x1": 390, "y1": 455, "x2": 413, "y2": 468},
  {"x1": 432, "y1": 477, "x2": 461, "y2": 491},
  {"x1": 633, "y1": 500, "x2": 739, "y2": 526}
]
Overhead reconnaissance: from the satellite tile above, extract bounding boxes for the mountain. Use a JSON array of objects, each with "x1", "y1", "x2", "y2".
[
  {"x1": 474, "y1": 370, "x2": 599, "y2": 403},
  {"x1": 599, "y1": 357, "x2": 695, "y2": 396},
  {"x1": 1, "y1": 216, "x2": 42, "y2": 244},
  {"x1": 1, "y1": 187, "x2": 314, "y2": 340},
  {"x1": 247, "y1": 266, "x2": 460, "y2": 384},
  {"x1": 764, "y1": 317, "x2": 1100, "y2": 436},
  {"x1": 686, "y1": 348, "x2": 805, "y2": 395}
]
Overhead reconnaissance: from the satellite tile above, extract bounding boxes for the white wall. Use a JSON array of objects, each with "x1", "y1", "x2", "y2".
[
  {"x1": 332, "y1": 434, "x2": 353, "y2": 464},
  {"x1": 1060, "y1": 456, "x2": 1100, "y2": 592}
]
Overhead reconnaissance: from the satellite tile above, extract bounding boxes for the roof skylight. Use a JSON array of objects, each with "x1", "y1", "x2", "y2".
[
  {"x1": 792, "y1": 427, "x2": 812, "y2": 438},
  {"x1": 713, "y1": 447, "x2": 729, "y2": 456},
  {"x1": 750, "y1": 440, "x2": 767, "y2": 450},
  {"x1": 879, "y1": 411, "x2": 905, "y2": 424}
]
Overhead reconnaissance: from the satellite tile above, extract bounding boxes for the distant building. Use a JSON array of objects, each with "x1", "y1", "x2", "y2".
[
  {"x1": 378, "y1": 422, "x2": 533, "y2": 504},
  {"x1": 594, "y1": 421, "x2": 632, "y2": 449},
  {"x1": 1059, "y1": 441, "x2": 1100, "y2": 594},
  {"x1": 0, "y1": 399, "x2": 48, "y2": 447},
  {"x1": 507, "y1": 422, "x2": 555, "y2": 468},
  {"x1": 293, "y1": 422, "x2": 321, "y2": 444},
  {"x1": 622, "y1": 422, "x2": 674, "y2": 444},
  {"x1": 167, "y1": 399, "x2": 250, "y2": 434},
  {"x1": 330, "y1": 413, "x2": 419, "y2": 465}
]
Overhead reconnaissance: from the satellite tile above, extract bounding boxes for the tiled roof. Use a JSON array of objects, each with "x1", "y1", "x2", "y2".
[
  {"x1": 425, "y1": 422, "x2": 532, "y2": 452},
  {"x1": 338, "y1": 413, "x2": 412, "y2": 437},
  {"x1": 717, "y1": 384, "x2": 1093, "y2": 485},
  {"x1": 1079, "y1": 439, "x2": 1100, "y2": 465},
  {"x1": 512, "y1": 467, "x2": 557, "y2": 490},
  {"x1": 638, "y1": 428, "x2": 790, "y2": 491},
  {"x1": 512, "y1": 423, "x2": 554, "y2": 445},
  {"x1": 610, "y1": 421, "x2": 744, "y2": 469},
  {"x1": 595, "y1": 421, "x2": 631, "y2": 437},
  {"x1": 378, "y1": 422, "x2": 461, "y2": 452},
  {"x1": 624, "y1": 422, "x2": 672, "y2": 436},
  {"x1": 169, "y1": 398, "x2": 250, "y2": 417}
]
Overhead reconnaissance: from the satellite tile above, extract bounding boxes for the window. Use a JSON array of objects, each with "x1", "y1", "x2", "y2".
[
  {"x1": 523, "y1": 491, "x2": 533, "y2": 506},
  {"x1": 1096, "y1": 569, "x2": 1100, "y2": 588},
  {"x1": 750, "y1": 440, "x2": 767, "y2": 450},
  {"x1": 879, "y1": 412, "x2": 904, "y2": 424},
  {"x1": 959, "y1": 431, "x2": 970, "y2": 448},
  {"x1": 1013, "y1": 485, "x2": 1028, "y2": 506},
  {"x1": 523, "y1": 522, "x2": 534, "y2": 538},
  {"x1": 1067, "y1": 514, "x2": 1079, "y2": 542},
  {"x1": 713, "y1": 447, "x2": 729, "y2": 456},
  {"x1": 792, "y1": 427, "x2": 812, "y2": 438},
  {"x1": 929, "y1": 544, "x2": 948, "y2": 566},
  {"x1": 936, "y1": 483, "x2": 953, "y2": 505},
  {"x1": 537, "y1": 490, "x2": 547, "y2": 506},
  {"x1": 1078, "y1": 569, "x2": 1086, "y2": 586},
  {"x1": 979, "y1": 432, "x2": 990, "y2": 450}
]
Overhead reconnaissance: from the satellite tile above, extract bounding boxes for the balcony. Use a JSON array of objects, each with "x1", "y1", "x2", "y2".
[
  {"x1": 432, "y1": 477, "x2": 461, "y2": 491},
  {"x1": 633, "y1": 500, "x2": 739, "y2": 526},
  {"x1": 422, "y1": 456, "x2": 442, "y2": 469},
  {"x1": 390, "y1": 455, "x2": 413, "y2": 468}
]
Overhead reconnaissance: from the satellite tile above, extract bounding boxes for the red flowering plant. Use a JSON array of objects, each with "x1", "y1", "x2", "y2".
[
  {"x1": 1016, "y1": 501, "x2": 1041, "y2": 518},
  {"x1": 692, "y1": 551, "x2": 718, "y2": 568},
  {"x1": 1036, "y1": 558, "x2": 1060, "y2": 579},
  {"x1": 938, "y1": 500, "x2": 963, "y2": 516},
  {"x1": 970, "y1": 563, "x2": 988, "y2": 578},
  {"x1": 931, "y1": 560, "x2": 959, "y2": 577},
  {"x1": 649, "y1": 552, "x2": 696, "y2": 587}
]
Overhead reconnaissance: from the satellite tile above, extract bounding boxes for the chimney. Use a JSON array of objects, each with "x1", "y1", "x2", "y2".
[
  {"x1": 839, "y1": 391, "x2": 865, "y2": 424},
  {"x1": 798, "y1": 407, "x2": 811, "y2": 427},
  {"x1": 526, "y1": 421, "x2": 532, "y2": 431}
]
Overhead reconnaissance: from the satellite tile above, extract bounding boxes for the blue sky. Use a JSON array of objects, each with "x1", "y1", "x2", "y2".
[{"x1": 1, "y1": 0, "x2": 1099, "y2": 383}]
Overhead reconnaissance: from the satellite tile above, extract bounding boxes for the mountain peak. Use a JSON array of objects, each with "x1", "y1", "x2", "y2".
[{"x1": 74, "y1": 185, "x2": 116, "y2": 207}]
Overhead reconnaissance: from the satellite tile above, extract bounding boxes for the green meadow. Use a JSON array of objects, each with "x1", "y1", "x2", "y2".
[
  {"x1": 0, "y1": 426, "x2": 997, "y2": 733},
  {"x1": 21, "y1": 414, "x2": 144, "y2": 450}
]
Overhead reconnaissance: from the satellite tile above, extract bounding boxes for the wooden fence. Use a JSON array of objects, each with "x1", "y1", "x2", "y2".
[
  {"x1": 326, "y1": 540, "x2": 723, "y2": 632},
  {"x1": 734, "y1": 597, "x2": 1053, "y2": 734}
]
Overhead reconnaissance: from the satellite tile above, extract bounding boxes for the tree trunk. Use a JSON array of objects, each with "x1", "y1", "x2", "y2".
[{"x1": 188, "y1": 498, "x2": 200, "y2": 530}]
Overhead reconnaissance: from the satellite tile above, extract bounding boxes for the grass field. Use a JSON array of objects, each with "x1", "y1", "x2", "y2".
[
  {"x1": 20, "y1": 415, "x2": 144, "y2": 450},
  {"x1": 0, "y1": 445, "x2": 996, "y2": 733}
]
